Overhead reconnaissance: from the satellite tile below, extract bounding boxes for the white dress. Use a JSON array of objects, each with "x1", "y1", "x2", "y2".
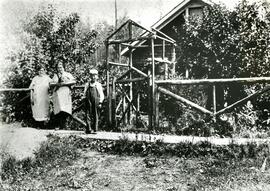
[
  {"x1": 29, "y1": 75, "x2": 52, "y2": 121},
  {"x1": 52, "y1": 72, "x2": 75, "y2": 115}
]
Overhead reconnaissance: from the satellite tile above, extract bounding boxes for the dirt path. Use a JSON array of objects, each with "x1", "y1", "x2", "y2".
[{"x1": 0, "y1": 123, "x2": 48, "y2": 161}]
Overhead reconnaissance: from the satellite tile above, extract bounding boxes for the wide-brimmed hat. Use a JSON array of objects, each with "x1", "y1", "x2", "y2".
[{"x1": 89, "y1": 69, "x2": 98, "y2": 75}]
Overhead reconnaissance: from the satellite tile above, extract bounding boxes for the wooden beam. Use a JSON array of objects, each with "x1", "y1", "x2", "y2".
[
  {"x1": 106, "y1": 19, "x2": 131, "y2": 40},
  {"x1": 0, "y1": 88, "x2": 31, "y2": 92},
  {"x1": 117, "y1": 77, "x2": 146, "y2": 84},
  {"x1": 71, "y1": 115, "x2": 86, "y2": 127},
  {"x1": 151, "y1": 27, "x2": 176, "y2": 43},
  {"x1": 49, "y1": 81, "x2": 76, "y2": 88},
  {"x1": 109, "y1": 61, "x2": 129, "y2": 67},
  {"x1": 212, "y1": 85, "x2": 217, "y2": 122},
  {"x1": 158, "y1": 87, "x2": 213, "y2": 115},
  {"x1": 155, "y1": 35, "x2": 175, "y2": 45},
  {"x1": 105, "y1": 42, "x2": 112, "y2": 126},
  {"x1": 117, "y1": 69, "x2": 131, "y2": 81},
  {"x1": 72, "y1": 102, "x2": 84, "y2": 114},
  {"x1": 121, "y1": 43, "x2": 170, "y2": 48},
  {"x1": 116, "y1": 98, "x2": 123, "y2": 113},
  {"x1": 130, "y1": 20, "x2": 154, "y2": 35},
  {"x1": 216, "y1": 85, "x2": 270, "y2": 116},
  {"x1": 112, "y1": 77, "x2": 117, "y2": 129},
  {"x1": 131, "y1": 66, "x2": 148, "y2": 77},
  {"x1": 146, "y1": 57, "x2": 172, "y2": 64},
  {"x1": 151, "y1": 38, "x2": 155, "y2": 130},
  {"x1": 172, "y1": 45, "x2": 176, "y2": 76},
  {"x1": 154, "y1": 88, "x2": 160, "y2": 128},
  {"x1": 156, "y1": 77, "x2": 270, "y2": 85},
  {"x1": 118, "y1": 85, "x2": 137, "y2": 112},
  {"x1": 162, "y1": 40, "x2": 168, "y2": 80},
  {"x1": 108, "y1": 36, "x2": 154, "y2": 44}
]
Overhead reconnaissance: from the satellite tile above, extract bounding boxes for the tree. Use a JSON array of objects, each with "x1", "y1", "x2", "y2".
[
  {"x1": 159, "y1": 1, "x2": 270, "y2": 133},
  {"x1": 2, "y1": 4, "x2": 104, "y2": 123}
]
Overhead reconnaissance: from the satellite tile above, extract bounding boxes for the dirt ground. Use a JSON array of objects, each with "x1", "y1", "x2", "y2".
[{"x1": 0, "y1": 122, "x2": 48, "y2": 162}]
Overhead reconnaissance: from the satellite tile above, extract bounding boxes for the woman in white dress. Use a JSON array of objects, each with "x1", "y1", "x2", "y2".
[
  {"x1": 29, "y1": 66, "x2": 52, "y2": 128},
  {"x1": 51, "y1": 61, "x2": 76, "y2": 129}
]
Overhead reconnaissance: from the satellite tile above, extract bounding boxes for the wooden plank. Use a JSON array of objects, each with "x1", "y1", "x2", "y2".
[
  {"x1": 0, "y1": 88, "x2": 31, "y2": 92},
  {"x1": 216, "y1": 85, "x2": 270, "y2": 116},
  {"x1": 146, "y1": 57, "x2": 172, "y2": 64},
  {"x1": 212, "y1": 85, "x2": 217, "y2": 122},
  {"x1": 116, "y1": 98, "x2": 123, "y2": 113},
  {"x1": 131, "y1": 67, "x2": 148, "y2": 77},
  {"x1": 47, "y1": 130, "x2": 270, "y2": 145},
  {"x1": 117, "y1": 77, "x2": 146, "y2": 84},
  {"x1": 155, "y1": 35, "x2": 175, "y2": 44},
  {"x1": 154, "y1": 89, "x2": 160, "y2": 128},
  {"x1": 72, "y1": 102, "x2": 84, "y2": 114},
  {"x1": 162, "y1": 40, "x2": 168, "y2": 80},
  {"x1": 131, "y1": 66, "x2": 148, "y2": 77},
  {"x1": 108, "y1": 36, "x2": 154, "y2": 44},
  {"x1": 128, "y1": 24, "x2": 133, "y2": 125},
  {"x1": 172, "y1": 45, "x2": 176, "y2": 76},
  {"x1": 118, "y1": 85, "x2": 137, "y2": 112},
  {"x1": 130, "y1": 20, "x2": 154, "y2": 35},
  {"x1": 112, "y1": 77, "x2": 117, "y2": 129},
  {"x1": 109, "y1": 61, "x2": 129, "y2": 67},
  {"x1": 158, "y1": 87, "x2": 213, "y2": 115},
  {"x1": 150, "y1": 38, "x2": 155, "y2": 130},
  {"x1": 156, "y1": 77, "x2": 270, "y2": 85},
  {"x1": 105, "y1": 42, "x2": 112, "y2": 126},
  {"x1": 106, "y1": 19, "x2": 131, "y2": 40},
  {"x1": 49, "y1": 81, "x2": 76, "y2": 88},
  {"x1": 151, "y1": 27, "x2": 176, "y2": 43},
  {"x1": 71, "y1": 115, "x2": 86, "y2": 127},
  {"x1": 121, "y1": 43, "x2": 169, "y2": 48}
]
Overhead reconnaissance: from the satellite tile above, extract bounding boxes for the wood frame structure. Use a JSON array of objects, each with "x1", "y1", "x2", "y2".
[
  {"x1": 155, "y1": 77, "x2": 270, "y2": 122},
  {"x1": 105, "y1": 19, "x2": 270, "y2": 130},
  {"x1": 105, "y1": 19, "x2": 176, "y2": 130}
]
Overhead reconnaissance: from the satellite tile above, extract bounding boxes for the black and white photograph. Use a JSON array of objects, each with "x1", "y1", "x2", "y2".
[{"x1": 1, "y1": 0, "x2": 270, "y2": 190}]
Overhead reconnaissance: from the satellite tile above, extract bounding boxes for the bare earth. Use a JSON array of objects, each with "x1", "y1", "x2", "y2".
[{"x1": 0, "y1": 123, "x2": 48, "y2": 161}]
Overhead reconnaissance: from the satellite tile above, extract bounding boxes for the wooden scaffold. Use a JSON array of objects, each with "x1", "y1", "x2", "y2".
[{"x1": 105, "y1": 19, "x2": 176, "y2": 130}]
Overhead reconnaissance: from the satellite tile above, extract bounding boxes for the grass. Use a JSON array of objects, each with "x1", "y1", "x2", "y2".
[{"x1": 1, "y1": 135, "x2": 270, "y2": 190}]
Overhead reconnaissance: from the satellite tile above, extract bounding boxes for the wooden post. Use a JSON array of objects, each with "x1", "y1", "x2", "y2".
[
  {"x1": 155, "y1": 88, "x2": 160, "y2": 128},
  {"x1": 112, "y1": 77, "x2": 117, "y2": 129},
  {"x1": 128, "y1": 22, "x2": 133, "y2": 125},
  {"x1": 151, "y1": 38, "x2": 155, "y2": 130},
  {"x1": 172, "y1": 45, "x2": 176, "y2": 78},
  {"x1": 123, "y1": 92, "x2": 127, "y2": 124},
  {"x1": 105, "y1": 41, "x2": 112, "y2": 127},
  {"x1": 163, "y1": 40, "x2": 168, "y2": 80},
  {"x1": 213, "y1": 84, "x2": 217, "y2": 122}
]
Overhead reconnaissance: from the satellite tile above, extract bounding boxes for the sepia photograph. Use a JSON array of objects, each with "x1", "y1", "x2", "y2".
[{"x1": 1, "y1": 0, "x2": 270, "y2": 190}]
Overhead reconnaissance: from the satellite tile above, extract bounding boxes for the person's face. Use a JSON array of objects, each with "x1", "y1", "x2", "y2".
[
  {"x1": 38, "y1": 68, "x2": 45, "y2": 76},
  {"x1": 90, "y1": 74, "x2": 98, "y2": 82},
  {"x1": 57, "y1": 63, "x2": 65, "y2": 74}
]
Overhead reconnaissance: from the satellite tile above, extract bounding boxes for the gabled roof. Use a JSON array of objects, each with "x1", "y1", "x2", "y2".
[
  {"x1": 152, "y1": 0, "x2": 213, "y2": 30},
  {"x1": 121, "y1": 0, "x2": 213, "y2": 56}
]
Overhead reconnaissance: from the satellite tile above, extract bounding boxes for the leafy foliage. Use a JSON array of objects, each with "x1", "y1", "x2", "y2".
[
  {"x1": 159, "y1": 2, "x2": 270, "y2": 133},
  {"x1": 1, "y1": 4, "x2": 113, "y2": 124}
]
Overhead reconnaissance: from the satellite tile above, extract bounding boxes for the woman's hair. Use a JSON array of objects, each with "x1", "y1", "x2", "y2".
[
  {"x1": 56, "y1": 60, "x2": 65, "y2": 71},
  {"x1": 36, "y1": 65, "x2": 45, "y2": 72}
]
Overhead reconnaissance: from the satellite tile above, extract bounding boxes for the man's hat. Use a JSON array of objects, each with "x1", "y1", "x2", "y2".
[{"x1": 89, "y1": 69, "x2": 98, "y2": 75}]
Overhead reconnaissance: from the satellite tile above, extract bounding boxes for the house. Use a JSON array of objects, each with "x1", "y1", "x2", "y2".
[{"x1": 122, "y1": 0, "x2": 213, "y2": 78}]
